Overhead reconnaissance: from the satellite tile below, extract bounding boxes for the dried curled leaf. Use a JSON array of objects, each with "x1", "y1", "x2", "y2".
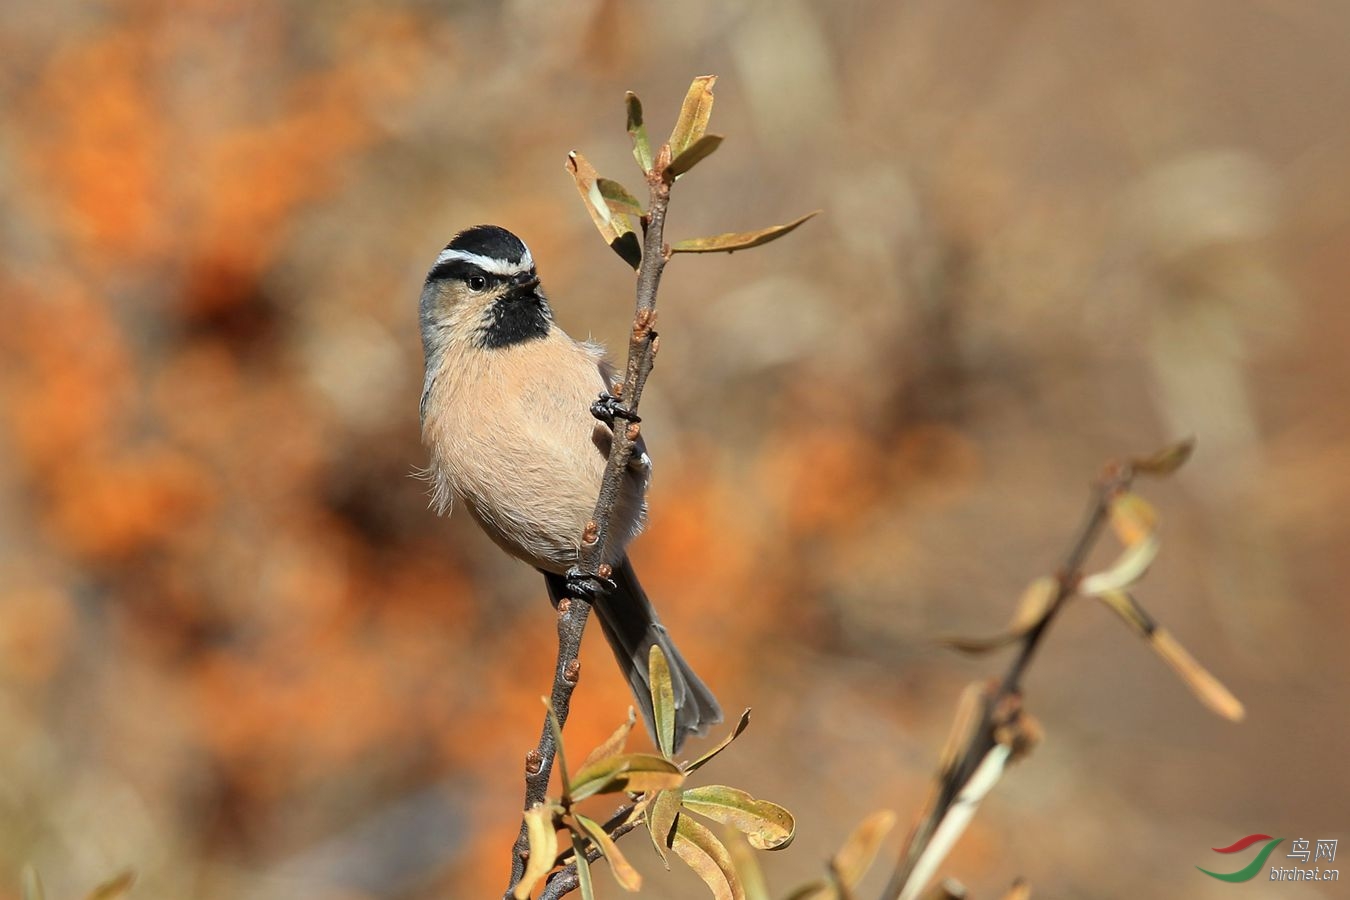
[
  {"x1": 626, "y1": 91, "x2": 653, "y2": 173},
  {"x1": 514, "y1": 804, "x2": 559, "y2": 900},
  {"x1": 597, "y1": 178, "x2": 644, "y2": 218},
  {"x1": 649, "y1": 644, "x2": 676, "y2": 759},
  {"x1": 669, "y1": 75, "x2": 716, "y2": 158},
  {"x1": 671, "y1": 212, "x2": 819, "y2": 255},
  {"x1": 684, "y1": 708, "x2": 751, "y2": 774},
  {"x1": 565, "y1": 151, "x2": 641, "y2": 269},
  {"x1": 1132, "y1": 438, "x2": 1195, "y2": 476},
  {"x1": 942, "y1": 577, "x2": 1059, "y2": 655},
  {"x1": 681, "y1": 785, "x2": 795, "y2": 850},
  {"x1": 673, "y1": 814, "x2": 743, "y2": 900},
  {"x1": 576, "y1": 813, "x2": 642, "y2": 892},
  {"x1": 666, "y1": 134, "x2": 724, "y2": 179}
]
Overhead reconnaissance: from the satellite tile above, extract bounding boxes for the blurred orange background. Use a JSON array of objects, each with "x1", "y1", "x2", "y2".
[{"x1": 1, "y1": 2, "x2": 1347, "y2": 898}]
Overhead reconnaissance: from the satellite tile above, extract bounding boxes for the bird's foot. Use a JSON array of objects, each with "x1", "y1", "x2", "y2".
[
  {"x1": 564, "y1": 567, "x2": 616, "y2": 601},
  {"x1": 590, "y1": 392, "x2": 641, "y2": 426}
]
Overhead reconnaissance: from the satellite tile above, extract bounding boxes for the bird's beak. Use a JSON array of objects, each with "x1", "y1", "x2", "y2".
[{"x1": 508, "y1": 274, "x2": 541, "y2": 299}]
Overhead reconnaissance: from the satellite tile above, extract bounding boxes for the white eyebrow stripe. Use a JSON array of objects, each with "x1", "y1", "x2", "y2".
[{"x1": 434, "y1": 247, "x2": 534, "y2": 276}]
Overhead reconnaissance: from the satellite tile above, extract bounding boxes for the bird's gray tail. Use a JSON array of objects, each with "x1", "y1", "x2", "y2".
[{"x1": 545, "y1": 557, "x2": 722, "y2": 753}]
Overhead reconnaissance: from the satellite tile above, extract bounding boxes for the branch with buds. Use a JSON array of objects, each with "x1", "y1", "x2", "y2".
[{"x1": 504, "y1": 76, "x2": 816, "y2": 900}]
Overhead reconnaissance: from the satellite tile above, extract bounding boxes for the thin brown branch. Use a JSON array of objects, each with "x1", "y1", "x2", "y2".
[
  {"x1": 884, "y1": 458, "x2": 1136, "y2": 900},
  {"x1": 538, "y1": 810, "x2": 642, "y2": 900},
  {"x1": 503, "y1": 148, "x2": 675, "y2": 899}
]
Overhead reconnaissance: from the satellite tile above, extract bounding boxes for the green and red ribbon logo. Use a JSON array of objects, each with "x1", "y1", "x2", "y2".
[{"x1": 1199, "y1": 834, "x2": 1285, "y2": 882}]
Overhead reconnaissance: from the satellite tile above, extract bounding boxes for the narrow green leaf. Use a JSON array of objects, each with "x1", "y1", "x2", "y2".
[
  {"x1": 673, "y1": 814, "x2": 744, "y2": 900},
  {"x1": 646, "y1": 788, "x2": 682, "y2": 867},
  {"x1": 626, "y1": 91, "x2": 653, "y2": 173},
  {"x1": 565, "y1": 151, "x2": 642, "y2": 269},
  {"x1": 514, "y1": 804, "x2": 559, "y2": 900},
  {"x1": 684, "y1": 708, "x2": 751, "y2": 774},
  {"x1": 544, "y1": 697, "x2": 572, "y2": 799},
  {"x1": 669, "y1": 75, "x2": 717, "y2": 158},
  {"x1": 671, "y1": 211, "x2": 819, "y2": 255},
  {"x1": 681, "y1": 785, "x2": 795, "y2": 850},
  {"x1": 84, "y1": 873, "x2": 136, "y2": 900},
  {"x1": 833, "y1": 809, "x2": 896, "y2": 889},
  {"x1": 1133, "y1": 438, "x2": 1195, "y2": 476},
  {"x1": 570, "y1": 752, "x2": 684, "y2": 802},
  {"x1": 579, "y1": 708, "x2": 636, "y2": 772},
  {"x1": 665, "y1": 134, "x2": 724, "y2": 180},
  {"x1": 576, "y1": 814, "x2": 643, "y2": 892},
  {"x1": 572, "y1": 831, "x2": 597, "y2": 900},
  {"x1": 649, "y1": 645, "x2": 676, "y2": 758},
  {"x1": 597, "y1": 178, "x2": 644, "y2": 218}
]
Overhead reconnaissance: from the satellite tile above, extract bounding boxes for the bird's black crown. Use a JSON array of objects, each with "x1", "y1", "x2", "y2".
[{"x1": 445, "y1": 225, "x2": 529, "y2": 266}]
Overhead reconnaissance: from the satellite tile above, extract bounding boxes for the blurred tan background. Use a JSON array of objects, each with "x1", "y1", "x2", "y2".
[{"x1": 1, "y1": 1, "x2": 1347, "y2": 897}]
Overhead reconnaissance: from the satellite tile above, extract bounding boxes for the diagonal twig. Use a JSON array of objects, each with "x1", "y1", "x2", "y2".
[
  {"x1": 885, "y1": 459, "x2": 1136, "y2": 900},
  {"x1": 504, "y1": 144, "x2": 677, "y2": 899}
]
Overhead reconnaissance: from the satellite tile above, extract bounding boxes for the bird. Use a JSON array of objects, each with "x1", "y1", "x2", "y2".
[{"x1": 417, "y1": 224, "x2": 722, "y2": 752}]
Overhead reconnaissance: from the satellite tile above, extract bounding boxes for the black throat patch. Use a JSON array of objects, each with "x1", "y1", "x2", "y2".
[{"x1": 477, "y1": 292, "x2": 551, "y2": 348}]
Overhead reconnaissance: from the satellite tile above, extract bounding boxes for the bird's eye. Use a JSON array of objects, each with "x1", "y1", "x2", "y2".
[{"x1": 467, "y1": 274, "x2": 488, "y2": 292}]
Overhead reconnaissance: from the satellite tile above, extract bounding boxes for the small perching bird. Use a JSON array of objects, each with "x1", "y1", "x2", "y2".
[{"x1": 418, "y1": 224, "x2": 722, "y2": 751}]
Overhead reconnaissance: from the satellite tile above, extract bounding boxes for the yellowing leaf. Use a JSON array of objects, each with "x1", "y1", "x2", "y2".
[
  {"x1": 649, "y1": 644, "x2": 676, "y2": 759},
  {"x1": 681, "y1": 785, "x2": 795, "y2": 850},
  {"x1": 1109, "y1": 492, "x2": 1157, "y2": 547},
  {"x1": 1001, "y1": 877, "x2": 1032, "y2": 900},
  {"x1": 543, "y1": 697, "x2": 572, "y2": 799},
  {"x1": 673, "y1": 814, "x2": 743, "y2": 900},
  {"x1": 565, "y1": 151, "x2": 641, "y2": 269},
  {"x1": 569, "y1": 752, "x2": 684, "y2": 801},
  {"x1": 597, "y1": 178, "x2": 644, "y2": 218},
  {"x1": 646, "y1": 788, "x2": 682, "y2": 867},
  {"x1": 671, "y1": 212, "x2": 819, "y2": 255},
  {"x1": 514, "y1": 804, "x2": 559, "y2": 900},
  {"x1": 1152, "y1": 629, "x2": 1246, "y2": 722},
  {"x1": 576, "y1": 813, "x2": 642, "y2": 892},
  {"x1": 665, "y1": 134, "x2": 724, "y2": 179},
  {"x1": 669, "y1": 75, "x2": 716, "y2": 158},
  {"x1": 1094, "y1": 591, "x2": 1245, "y2": 722},
  {"x1": 833, "y1": 809, "x2": 896, "y2": 890},
  {"x1": 626, "y1": 92, "x2": 653, "y2": 173}
]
